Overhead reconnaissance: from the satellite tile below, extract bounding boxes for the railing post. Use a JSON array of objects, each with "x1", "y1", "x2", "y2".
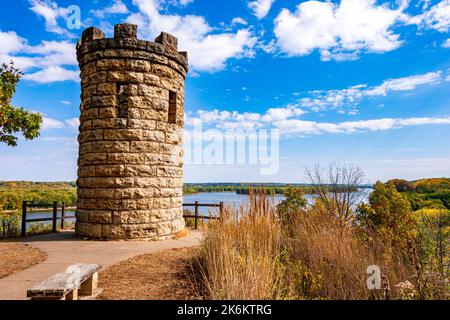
[
  {"x1": 194, "y1": 201, "x2": 199, "y2": 230},
  {"x1": 52, "y1": 201, "x2": 57, "y2": 233},
  {"x1": 219, "y1": 202, "x2": 224, "y2": 216},
  {"x1": 61, "y1": 202, "x2": 66, "y2": 230},
  {"x1": 21, "y1": 201, "x2": 27, "y2": 238}
]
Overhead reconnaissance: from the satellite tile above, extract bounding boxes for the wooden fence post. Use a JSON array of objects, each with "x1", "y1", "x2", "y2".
[
  {"x1": 52, "y1": 201, "x2": 57, "y2": 233},
  {"x1": 194, "y1": 201, "x2": 199, "y2": 230},
  {"x1": 61, "y1": 202, "x2": 65, "y2": 230},
  {"x1": 219, "y1": 202, "x2": 224, "y2": 216},
  {"x1": 21, "y1": 201, "x2": 27, "y2": 238}
]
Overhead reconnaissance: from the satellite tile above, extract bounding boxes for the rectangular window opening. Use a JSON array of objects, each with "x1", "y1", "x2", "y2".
[
  {"x1": 168, "y1": 91, "x2": 177, "y2": 124},
  {"x1": 116, "y1": 83, "x2": 129, "y2": 118}
]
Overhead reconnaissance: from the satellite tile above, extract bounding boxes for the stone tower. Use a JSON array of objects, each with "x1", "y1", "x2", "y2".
[{"x1": 75, "y1": 24, "x2": 187, "y2": 240}]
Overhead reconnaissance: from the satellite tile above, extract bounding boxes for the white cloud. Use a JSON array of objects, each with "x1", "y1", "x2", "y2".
[
  {"x1": 0, "y1": 29, "x2": 78, "y2": 84},
  {"x1": 186, "y1": 68, "x2": 450, "y2": 135},
  {"x1": 232, "y1": 17, "x2": 248, "y2": 25},
  {"x1": 365, "y1": 71, "x2": 442, "y2": 95},
  {"x1": 178, "y1": 0, "x2": 194, "y2": 6},
  {"x1": 189, "y1": 103, "x2": 450, "y2": 136},
  {"x1": 410, "y1": 0, "x2": 450, "y2": 32},
  {"x1": 249, "y1": 0, "x2": 276, "y2": 19},
  {"x1": 23, "y1": 66, "x2": 79, "y2": 84},
  {"x1": 42, "y1": 117, "x2": 65, "y2": 130},
  {"x1": 29, "y1": 0, "x2": 72, "y2": 37},
  {"x1": 273, "y1": 116, "x2": 450, "y2": 135},
  {"x1": 128, "y1": 0, "x2": 257, "y2": 72},
  {"x1": 0, "y1": 31, "x2": 39, "y2": 71},
  {"x1": 60, "y1": 100, "x2": 71, "y2": 105},
  {"x1": 24, "y1": 40, "x2": 77, "y2": 67},
  {"x1": 261, "y1": 105, "x2": 305, "y2": 122},
  {"x1": 297, "y1": 71, "x2": 444, "y2": 111},
  {"x1": 442, "y1": 38, "x2": 450, "y2": 48},
  {"x1": 259, "y1": 39, "x2": 277, "y2": 53},
  {"x1": 91, "y1": 0, "x2": 129, "y2": 18},
  {"x1": 0, "y1": 31, "x2": 27, "y2": 55},
  {"x1": 191, "y1": 105, "x2": 305, "y2": 130},
  {"x1": 274, "y1": 0, "x2": 406, "y2": 60},
  {"x1": 65, "y1": 117, "x2": 80, "y2": 129}
]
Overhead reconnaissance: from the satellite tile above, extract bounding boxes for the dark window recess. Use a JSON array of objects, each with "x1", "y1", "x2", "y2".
[
  {"x1": 168, "y1": 91, "x2": 177, "y2": 124},
  {"x1": 116, "y1": 83, "x2": 129, "y2": 118}
]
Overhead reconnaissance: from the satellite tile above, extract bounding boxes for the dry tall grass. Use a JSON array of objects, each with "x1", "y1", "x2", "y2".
[
  {"x1": 280, "y1": 207, "x2": 412, "y2": 299},
  {"x1": 195, "y1": 192, "x2": 281, "y2": 299},
  {"x1": 193, "y1": 192, "x2": 416, "y2": 300}
]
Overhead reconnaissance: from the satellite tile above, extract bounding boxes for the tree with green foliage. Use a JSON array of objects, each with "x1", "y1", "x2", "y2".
[
  {"x1": 356, "y1": 181, "x2": 415, "y2": 245},
  {"x1": 277, "y1": 186, "x2": 308, "y2": 236},
  {"x1": 413, "y1": 208, "x2": 449, "y2": 278},
  {"x1": 0, "y1": 61, "x2": 42, "y2": 146},
  {"x1": 277, "y1": 186, "x2": 308, "y2": 216}
]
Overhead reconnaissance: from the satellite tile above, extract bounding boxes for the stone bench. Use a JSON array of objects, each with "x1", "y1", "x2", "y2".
[{"x1": 27, "y1": 263, "x2": 102, "y2": 300}]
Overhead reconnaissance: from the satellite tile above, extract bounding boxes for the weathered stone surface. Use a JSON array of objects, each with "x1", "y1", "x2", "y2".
[
  {"x1": 89, "y1": 211, "x2": 113, "y2": 224},
  {"x1": 155, "y1": 32, "x2": 178, "y2": 51},
  {"x1": 114, "y1": 23, "x2": 138, "y2": 39},
  {"x1": 76, "y1": 23, "x2": 186, "y2": 240},
  {"x1": 76, "y1": 222, "x2": 102, "y2": 238}
]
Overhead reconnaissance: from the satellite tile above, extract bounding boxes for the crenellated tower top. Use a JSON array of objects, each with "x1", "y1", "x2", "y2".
[{"x1": 76, "y1": 23, "x2": 188, "y2": 78}]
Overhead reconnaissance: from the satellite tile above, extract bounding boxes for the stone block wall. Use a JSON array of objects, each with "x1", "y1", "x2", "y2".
[{"x1": 75, "y1": 24, "x2": 188, "y2": 240}]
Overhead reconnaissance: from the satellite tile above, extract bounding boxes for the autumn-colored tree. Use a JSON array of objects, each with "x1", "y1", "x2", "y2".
[
  {"x1": 387, "y1": 179, "x2": 414, "y2": 192},
  {"x1": 356, "y1": 181, "x2": 415, "y2": 246},
  {"x1": 0, "y1": 61, "x2": 42, "y2": 146}
]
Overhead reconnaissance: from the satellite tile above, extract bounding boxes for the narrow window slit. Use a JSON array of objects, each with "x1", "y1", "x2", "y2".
[
  {"x1": 116, "y1": 83, "x2": 129, "y2": 118},
  {"x1": 168, "y1": 91, "x2": 177, "y2": 124}
]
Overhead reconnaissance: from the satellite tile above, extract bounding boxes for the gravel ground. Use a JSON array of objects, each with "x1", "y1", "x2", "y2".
[
  {"x1": 98, "y1": 247, "x2": 203, "y2": 300},
  {"x1": 0, "y1": 242, "x2": 47, "y2": 279}
]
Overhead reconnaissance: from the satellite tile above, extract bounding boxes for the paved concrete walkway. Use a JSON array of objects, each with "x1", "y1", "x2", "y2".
[{"x1": 0, "y1": 230, "x2": 202, "y2": 300}]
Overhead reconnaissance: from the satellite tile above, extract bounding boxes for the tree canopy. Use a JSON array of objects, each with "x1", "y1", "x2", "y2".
[{"x1": 0, "y1": 61, "x2": 42, "y2": 147}]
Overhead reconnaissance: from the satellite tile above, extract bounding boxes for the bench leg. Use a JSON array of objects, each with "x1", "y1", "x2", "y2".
[
  {"x1": 30, "y1": 296, "x2": 66, "y2": 301},
  {"x1": 79, "y1": 272, "x2": 98, "y2": 296},
  {"x1": 66, "y1": 289, "x2": 78, "y2": 301}
]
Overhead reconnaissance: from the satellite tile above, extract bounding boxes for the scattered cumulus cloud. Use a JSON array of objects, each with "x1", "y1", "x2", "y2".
[
  {"x1": 273, "y1": 116, "x2": 450, "y2": 135},
  {"x1": 248, "y1": 0, "x2": 276, "y2": 19},
  {"x1": 0, "y1": 31, "x2": 27, "y2": 55},
  {"x1": 126, "y1": 0, "x2": 257, "y2": 72},
  {"x1": 407, "y1": 0, "x2": 450, "y2": 32},
  {"x1": 42, "y1": 117, "x2": 65, "y2": 130},
  {"x1": 0, "y1": 30, "x2": 78, "y2": 83},
  {"x1": 231, "y1": 17, "x2": 248, "y2": 25},
  {"x1": 177, "y1": 0, "x2": 195, "y2": 6},
  {"x1": 91, "y1": 0, "x2": 129, "y2": 18},
  {"x1": 186, "y1": 69, "x2": 450, "y2": 135},
  {"x1": 65, "y1": 117, "x2": 80, "y2": 129},
  {"x1": 188, "y1": 107, "x2": 450, "y2": 136},
  {"x1": 274, "y1": 0, "x2": 407, "y2": 61},
  {"x1": 28, "y1": 0, "x2": 73, "y2": 37},
  {"x1": 297, "y1": 71, "x2": 444, "y2": 112},
  {"x1": 442, "y1": 38, "x2": 450, "y2": 47},
  {"x1": 23, "y1": 66, "x2": 79, "y2": 83}
]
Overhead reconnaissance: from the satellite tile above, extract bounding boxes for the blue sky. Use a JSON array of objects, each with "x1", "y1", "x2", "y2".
[{"x1": 0, "y1": 0, "x2": 449, "y2": 183}]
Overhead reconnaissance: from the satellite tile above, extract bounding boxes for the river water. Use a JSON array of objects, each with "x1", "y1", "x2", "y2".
[{"x1": 26, "y1": 189, "x2": 373, "y2": 224}]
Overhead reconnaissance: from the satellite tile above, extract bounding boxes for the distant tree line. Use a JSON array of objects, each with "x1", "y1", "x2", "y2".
[
  {"x1": 183, "y1": 184, "x2": 361, "y2": 195},
  {"x1": 0, "y1": 181, "x2": 77, "y2": 211},
  {"x1": 387, "y1": 178, "x2": 450, "y2": 210}
]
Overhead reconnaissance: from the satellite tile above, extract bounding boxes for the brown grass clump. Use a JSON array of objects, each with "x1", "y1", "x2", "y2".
[
  {"x1": 280, "y1": 208, "x2": 412, "y2": 299},
  {"x1": 192, "y1": 192, "x2": 416, "y2": 300},
  {"x1": 0, "y1": 242, "x2": 47, "y2": 279},
  {"x1": 194, "y1": 192, "x2": 282, "y2": 300}
]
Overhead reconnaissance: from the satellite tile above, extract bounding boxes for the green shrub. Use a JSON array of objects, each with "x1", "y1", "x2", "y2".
[{"x1": 0, "y1": 211, "x2": 20, "y2": 238}]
